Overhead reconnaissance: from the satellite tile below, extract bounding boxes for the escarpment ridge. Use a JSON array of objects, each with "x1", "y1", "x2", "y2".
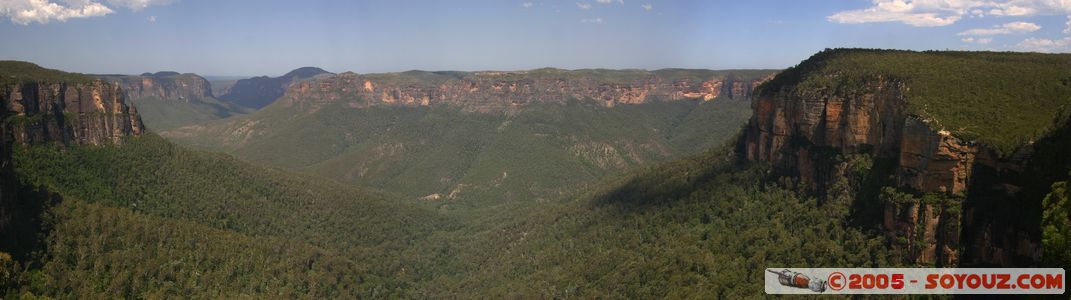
[
  {"x1": 740, "y1": 49, "x2": 1071, "y2": 267},
  {"x1": 278, "y1": 68, "x2": 776, "y2": 113}
]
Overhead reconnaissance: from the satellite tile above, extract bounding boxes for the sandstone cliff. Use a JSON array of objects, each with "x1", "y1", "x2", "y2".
[
  {"x1": 279, "y1": 69, "x2": 774, "y2": 113},
  {"x1": 99, "y1": 72, "x2": 214, "y2": 102},
  {"x1": 2, "y1": 80, "x2": 144, "y2": 146},
  {"x1": 740, "y1": 49, "x2": 1071, "y2": 267}
]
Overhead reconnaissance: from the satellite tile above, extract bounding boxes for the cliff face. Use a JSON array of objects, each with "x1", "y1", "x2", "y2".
[
  {"x1": 741, "y1": 72, "x2": 1056, "y2": 267},
  {"x1": 280, "y1": 70, "x2": 774, "y2": 113},
  {"x1": 2, "y1": 80, "x2": 144, "y2": 146},
  {"x1": 100, "y1": 72, "x2": 214, "y2": 102}
]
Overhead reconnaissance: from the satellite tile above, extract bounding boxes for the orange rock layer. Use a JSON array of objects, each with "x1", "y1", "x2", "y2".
[
  {"x1": 2, "y1": 81, "x2": 143, "y2": 146},
  {"x1": 281, "y1": 72, "x2": 773, "y2": 113},
  {"x1": 741, "y1": 77, "x2": 1042, "y2": 267}
]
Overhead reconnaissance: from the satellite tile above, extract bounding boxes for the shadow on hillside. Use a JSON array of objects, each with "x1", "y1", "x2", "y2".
[
  {"x1": 1, "y1": 179, "x2": 62, "y2": 264},
  {"x1": 1, "y1": 136, "x2": 63, "y2": 265},
  {"x1": 590, "y1": 146, "x2": 756, "y2": 212}
]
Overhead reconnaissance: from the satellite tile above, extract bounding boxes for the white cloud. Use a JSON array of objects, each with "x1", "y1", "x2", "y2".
[
  {"x1": 958, "y1": 21, "x2": 1040, "y2": 35},
  {"x1": 581, "y1": 17, "x2": 603, "y2": 24},
  {"x1": 1065, "y1": 15, "x2": 1071, "y2": 34},
  {"x1": 105, "y1": 0, "x2": 174, "y2": 11},
  {"x1": 0, "y1": 0, "x2": 113, "y2": 25},
  {"x1": 827, "y1": 0, "x2": 965, "y2": 27},
  {"x1": 988, "y1": 6, "x2": 1034, "y2": 16},
  {"x1": 828, "y1": 0, "x2": 1071, "y2": 27},
  {"x1": 1015, "y1": 36, "x2": 1071, "y2": 52},
  {"x1": 576, "y1": 2, "x2": 591, "y2": 9},
  {"x1": 828, "y1": 3, "x2": 960, "y2": 26},
  {"x1": 596, "y1": 0, "x2": 611, "y2": 3},
  {"x1": 961, "y1": 37, "x2": 993, "y2": 43},
  {"x1": 1, "y1": 0, "x2": 174, "y2": 25},
  {"x1": 641, "y1": 3, "x2": 652, "y2": 11},
  {"x1": 146, "y1": 15, "x2": 154, "y2": 22},
  {"x1": 522, "y1": 2, "x2": 533, "y2": 8}
]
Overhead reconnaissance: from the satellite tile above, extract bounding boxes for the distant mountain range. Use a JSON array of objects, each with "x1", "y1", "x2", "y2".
[
  {"x1": 163, "y1": 68, "x2": 776, "y2": 205},
  {"x1": 96, "y1": 67, "x2": 334, "y2": 131},
  {"x1": 217, "y1": 67, "x2": 333, "y2": 109}
]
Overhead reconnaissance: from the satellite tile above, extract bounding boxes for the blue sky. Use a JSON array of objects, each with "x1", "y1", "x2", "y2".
[{"x1": 1, "y1": 0, "x2": 1069, "y2": 76}]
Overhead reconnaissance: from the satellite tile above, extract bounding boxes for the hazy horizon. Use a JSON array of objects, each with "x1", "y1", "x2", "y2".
[
  {"x1": 72, "y1": 65, "x2": 790, "y2": 78},
  {"x1": 2, "y1": 0, "x2": 1071, "y2": 76}
]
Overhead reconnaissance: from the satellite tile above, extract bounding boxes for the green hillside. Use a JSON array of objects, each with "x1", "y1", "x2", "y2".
[
  {"x1": 406, "y1": 146, "x2": 896, "y2": 297},
  {"x1": 167, "y1": 98, "x2": 753, "y2": 206},
  {"x1": 0, "y1": 61, "x2": 93, "y2": 85},
  {"x1": 128, "y1": 95, "x2": 252, "y2": 131},
  {"x1": 4, "y1": 135, "x2": 900, "y2": 298},
  {"x1": 27, "y1": 198, "x2": 373, "y2": 298},
  {"x1": 5, "y1": 135, "x2": 458, "y2": 297},
  {"x1": 759, "y1": 49, "x2": 1071, "y2": 154}
]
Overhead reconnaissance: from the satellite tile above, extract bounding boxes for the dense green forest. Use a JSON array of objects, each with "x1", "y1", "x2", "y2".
[
  {"x1": 412, "y1": 146, "x2": 896, "y2": 298},
  {"x1": 5, "y1": 135, "x2": 459, "y2": 297},
  {"x1": 1043, "y1": 172, "x2": 1071, "y2": 269},
  {"x1": 3, "y1": 134, "x2": 900, "y2": 297},
  {"x1": 167, "y1": 98, "x2": 753, "y2": 207}
]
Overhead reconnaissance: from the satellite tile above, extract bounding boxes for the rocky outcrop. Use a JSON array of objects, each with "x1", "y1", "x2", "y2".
[
  {"x1": 99, "y1": 72, "x2": 213, "y2": 102},
  {"x1": 741, "y1": 72, "x2": 1053, "y2": 267},
  {"x1": 882, "y1": 194, "x2": 962, "y2": 266},
  {"x1": 280, "y1": 70, "x2": 774, "y2": 113},
  {"x1": 744, "y1": 77, "x2": 907, "y2": 192},
  {"x1": 2, "y1": 80, "x2": 144, "y2": 146},
  {"x1": 727, "y1": 74, "x2": 774, "y2": 100}
]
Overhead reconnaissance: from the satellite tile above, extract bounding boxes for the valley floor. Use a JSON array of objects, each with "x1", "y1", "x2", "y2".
[{"x1": 3, "y1": 134, "x2": 898, "y2": 298}]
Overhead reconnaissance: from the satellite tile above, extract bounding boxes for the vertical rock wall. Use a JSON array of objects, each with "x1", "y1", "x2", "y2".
[
  {"x1": 741, "y1": 75, "x2": 1048, "y2": 266},
  {"x1": 2, "y1": 80, "x2": 144, "y2": 146}
]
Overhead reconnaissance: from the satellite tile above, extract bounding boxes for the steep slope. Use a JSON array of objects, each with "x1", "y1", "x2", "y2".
[
  {"x1": 218, "y1": 67, "x2": 332, "y2": 109},
  {"x1": 99, "y1": 72, "x2": 252, "y2": 131},
  {"x1": 1, "y1": 60, "x2": 144, "y2": 263},
  {"x1": 391, "y1": 145, "x2": 894, "y2": 297},
  {"x1": 0, "y1": 62, "x2": 457, "y2": 298},
  {"x1": 1043, "y1": 171, "x2": 1071, "y2": 269},
  {"x1": 741, "y1": 49, "x2": 1071, "y2": 267},
  {"x1": 9, "y1": 135, "x2": 457, "y2": 298},
  {"x1": 166, "y1": 69, "x2": 774, "y2": 205}
]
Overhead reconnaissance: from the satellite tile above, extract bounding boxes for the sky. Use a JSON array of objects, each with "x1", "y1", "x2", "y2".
[{"x1": 0, "y1": 0, "x2": 1069, "y2": 76}]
